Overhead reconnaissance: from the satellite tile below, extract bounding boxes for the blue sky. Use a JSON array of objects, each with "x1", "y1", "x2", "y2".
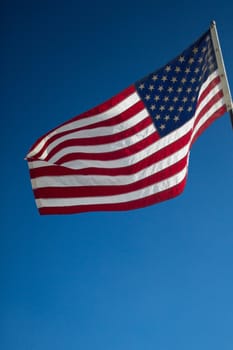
[{"x1": 1, "y1": 1, "x2": 233, "y2": 349}]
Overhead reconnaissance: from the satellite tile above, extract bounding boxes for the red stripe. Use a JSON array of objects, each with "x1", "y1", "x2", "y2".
[
  {"x1": 47, "y1": 116, "x2": 152, "y2": 162},
  {"x1": 38, "y1": 177, "x2": 187, "y2": 215},
  {"x1": 36, "y1": 81, "x2": 224, "y2": 165},
  {"x1": 56, "y1": 130, "x2": 159, "y2": 163},
  {"x1": 191, "y1": 104, "x2": 226, "y2": 145},
  {"x1": 30, "y1": 130, "x2": 192, "y2": 178},
  {"x1": 36, "y1": 99, "x2": 145, "y2": 160},
  {"x1": 28, "y1": 85, "x2": 136, "y2": 157},
  {"x1": 34, "y1": 156, "x2": 188, "y2": 199},
  {"x1": 29, "y1": 132, "x2": 160, "y2": 176},
  {"x1": 196, "y1": 76, "x2": 221, "y2": 106},
  {"x1": 193, "y1": 89, "x2": 224, "y2": 131},
  {"x1": 70, "y1": 85, "x2": 136, "y2": 120}
]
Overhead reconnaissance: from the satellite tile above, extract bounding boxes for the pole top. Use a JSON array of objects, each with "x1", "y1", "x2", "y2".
[{"x1": 210, "y1": 20, "x2": 216, "y2": 28}]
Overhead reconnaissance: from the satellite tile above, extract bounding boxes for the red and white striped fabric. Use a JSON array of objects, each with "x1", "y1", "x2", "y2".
[{"x1": 26, "y1": 31, "x2": 227, "y2": 215}]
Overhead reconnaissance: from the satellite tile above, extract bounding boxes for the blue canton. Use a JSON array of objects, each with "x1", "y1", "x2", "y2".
[{"x1": 135, "y1": 30, "x2": 217, "y2": 137}]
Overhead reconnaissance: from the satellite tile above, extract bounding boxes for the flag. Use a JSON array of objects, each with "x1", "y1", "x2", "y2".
[{"x1": 26, "y1": 28, "x2": 227, "y2": 215}]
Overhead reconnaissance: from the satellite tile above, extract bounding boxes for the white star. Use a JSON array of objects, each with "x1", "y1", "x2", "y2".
[
  {"x1": 165, "y1": 65, "x2": 172, "y2": 72},
  {"x1": 162, "y1": 75, "x2": 168, "y2": 82},
  {"x1": 171, "y1": 76, "x2": 177, "y2": 83},
  {"x1": 186, "y1": 87, "x2": 192, "y2": 93},
  {"x1": 185, "y1": 67, "x2": 191, "y2": 74},
  {"x1": 173, "y1": 96, "x2": 179, "y2": 102},
  {"x1": 167, "y1": 86, "x2": 173, "y2": 93},
  {"x1": 163, "y1": 96, "x2": 169, "y2": 102},
  {"x1": 192, "y1": 47, "x2": 198, "y2": 54},
  {"x1": 149, "y1": 84, "x2": 154, "y2": 91},
  {"x1": 160, "y1": 124, "x2": 166, "y2": 130},
  {"x1": 182, "y1": 96, "x2": 188, "y2": 103},
  {"x1": 188, "y1": 57, "x2": 195, "y2": 64},
  {"x1": 179, "y1": 56, "x2": 185, "y2": 63},
  {"x1": 145, "y1": 94, "x2": 151, "y2": 100},
  {"x1": 209, "y1": 63, "x2": 215, "y2": 70},
  {"x1": 155, "y1": 114, "x2": 161, "y2": 120},
  {"x1": 164, "y1": 115, "x2": 170, "y2": 121},
  {"x1": 174, "y1": 116, "x2": 180, "y2": 122},
  {"x1": 175, "y1": 66, "x2": 181, "y2": 73},
  {"x1": 152, "y1": 74, "x2": 158, "y2": 81},
  {"x1": 158, "y1": 85, "x2": 164, "y2": 92},
  {"x1": 178, "y1": 106, "x2": 184, "y2": 112},
  {"x1": 150, "y1": 104, "x2": 156, "y2": 111},
  {"x1": 139, "y1": 83, "x2": 145, "y2": 90},
  {"x1": 159, "y1": 105, "x2": 165, "y2": 111},
  {"x1": 154, "y1": 95, "x2": 160, "y2": 101}
]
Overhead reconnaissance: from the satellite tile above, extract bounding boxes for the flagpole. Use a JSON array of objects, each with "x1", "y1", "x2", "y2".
[{"x1": 210, "y1": 20, "x2": 233, "y2": 128}]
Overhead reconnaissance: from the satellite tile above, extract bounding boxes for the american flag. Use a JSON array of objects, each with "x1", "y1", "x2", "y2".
[{"x1": 27, "y1": 29, "x2": 227, "y2": 215}]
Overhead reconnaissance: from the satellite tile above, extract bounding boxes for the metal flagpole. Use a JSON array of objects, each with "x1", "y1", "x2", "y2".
[{"x1": 210, "y1": 20, "x2": 233, "y2": 128}]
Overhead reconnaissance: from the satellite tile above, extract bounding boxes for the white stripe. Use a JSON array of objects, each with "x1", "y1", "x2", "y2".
[
  {"x1": 35, "y1": 166, "x2": 187, "y2": 208},
  {"x1": 61, "y1": 116, "x2": 194, "y2": 169},
  {"x1": 49, "y1": 123, "x2": 156, "y2": 163},
  {"x1": 28, "y1": 123, "x2": 188, "y2": 173},
  {"x1": 191, "y1": 97, "x2": 225, "y2": 142},
  {"x1": 31, "y1": 143, "x2": 190, "y2": 189},
  {"x1": 27, "y1": 92, "x2": 140, "y2": 158},
  {"x1": 29, "y1": 71, "x2": 222, "y2": 171},
  {"x1": 195, "y1": 82, "x2": 222, "y2": 117},
  {"x1": 202, "y1": 70, "x2": 218, "y2": 86},
  {"x1": 28, "y1": 71, "x2": 219, "y2": 161},
  {"x1": 28, "y1": 160, "x2": 54, "y2": 169},
  {"x1": 39, "y1": 108, "x2": 149, "y2": 160},
  {"x1": 51, "y1": 71, "x2": 221, "y2": 168}
]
